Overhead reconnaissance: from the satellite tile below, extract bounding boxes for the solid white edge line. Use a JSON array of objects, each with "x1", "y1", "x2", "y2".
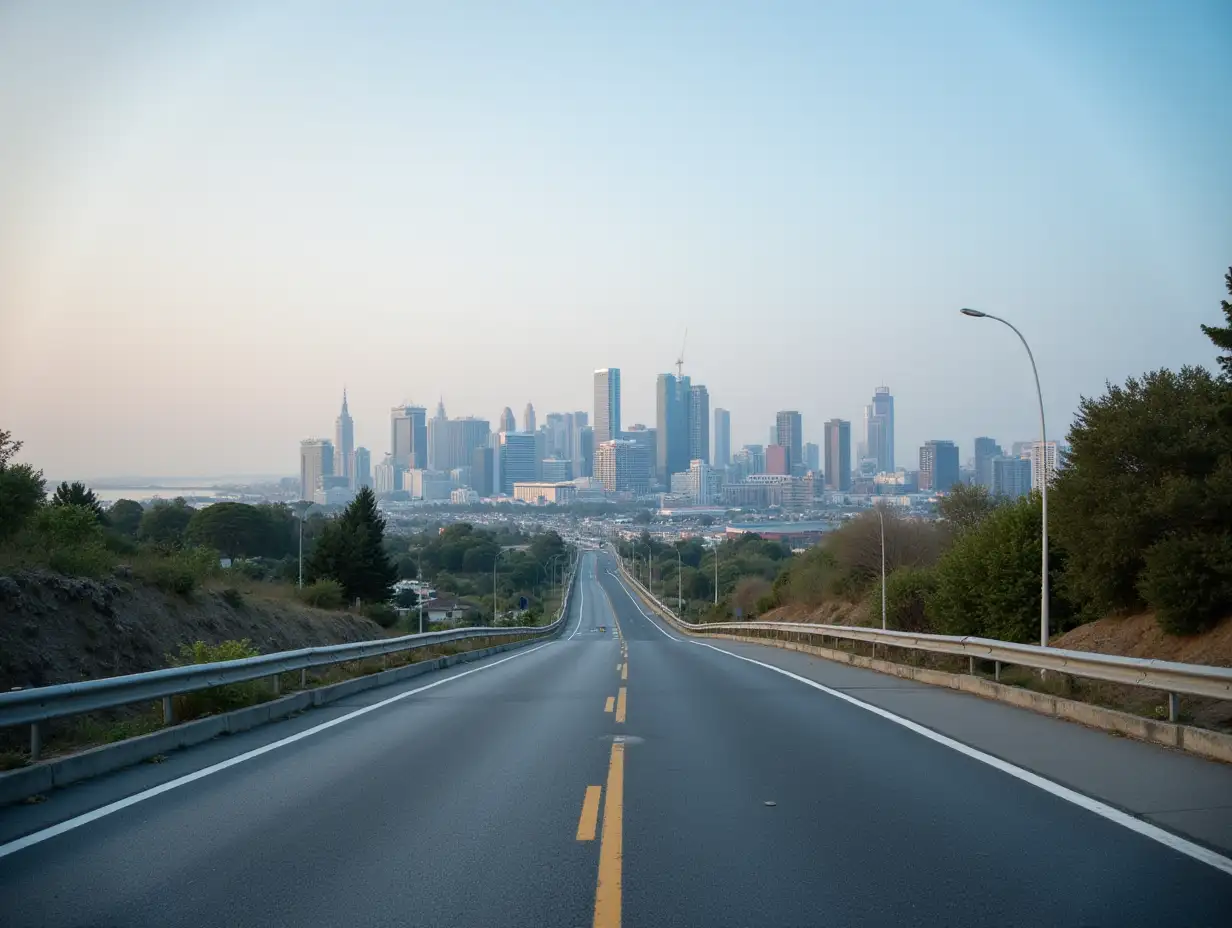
[
  {"x1": 0, "y1": 641, "x2": 556, "y2": 861},
  {"x1": 691, "y1": 639, "x2": 1232, "y2": 877},
  {"x1": 567, "y1": 554, "x2": 586, "y2": 640},
  {"x1": 605, "y1": 565, "x2": 680, "y2": 641}
]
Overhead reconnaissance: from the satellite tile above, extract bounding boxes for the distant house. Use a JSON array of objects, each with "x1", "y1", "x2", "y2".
[{"x1": 423, "y1": 598, "x2": 474, "y2": 624}]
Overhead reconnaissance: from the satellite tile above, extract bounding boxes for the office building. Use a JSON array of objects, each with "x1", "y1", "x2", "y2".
[
  {"x1": 594, "y1": 368, "x2": 621, "y2": 443},
  {"x1": 334, "y1": 390, "x2": 354, "y2": 484},
  {"x1": 685, "y1": 459, "x2": 714, "y2": 505},
  {"x1": 498, "y1": 407, "x2": 516, "y2": 434},
  {"x1": 576, "y1": 425, "x2": 594, "y2": 478},
  {"x1": 449, "y1": 466, "x2": 472, "y2": 487},
  {"x1": 656, "y1": 373, "x2": 692, "y2": 485},
  {"x1": 866, "y1": 387, "x2": 895, "y2": 473},
  {"x1": 621, "y1": 425, "x2": 657, "y2": 481},
  {"x1": 714, "y1": 408, "x2": 731, "y2": 467},
  {"x1": 1030, "y1": 441, "x2": 1063, "y2": 491},
  {"x1": 919, "y1": 440, "x2": 960, "y2": 492},
  {"x1": 313, "y1": 474, "x2": 352, "y2": 506},
  {"x1": 974, "y1": 437, "x2": 1003, "y2": 490},
  {"x1": 765, "y1": 444, "x2": 789, "y2": 476},
  {"x1": 688, "y1": 384, "x2": 710, "y2": 465},
  {"x1": 498, "y1": 431, "x2": 537, "y2": 494},
  {"x1": 523, "y1": 402, "x2": 536, "y2": 434},
  {"x1": 470, "y1": 447, "x2": 494, "y2": 496},
  {"x1": 299, "y1": 439, "x2": 334, "y2": 501},
  {"x1": 775, "y1": 411, "x2": 803, "y2": 474},
  {"x1": 567, "y1": 411, "x2": 589, "y2": 464},
  {"x1": 373, "y1": 455, "x2": 399, "y2": 494},
  {"x1": 351, "y1": 447, "x2": 371, "y2": 490},
  {"x1": 991, "y1": 455, "x2": 1033, "y2": 499},
  {"x1": 512, "y1": 482, "x2": 578, "y2": 505},
  {"x1": 451, "y1": 488, "x2": 479, "y2": 505},
  {"x1": 823, "y1": 419, "x2": 852, "y2": 491},
  {"x1": 390, "y1": 405, "x2": 427, "y2": 470},
  {"x1": 595, "y1": 439, "x2": 648, "y2": 493},
  {"x1": 737, "y1": 444, "x2": 766, "y2": 476},
  {"x1": 540, "y1": 458, "x2": 573, "y2": 482},
  {"x1": 428, "y1": 414, "x2": 491, "y2": 472},
  {"x1": 405, "y1": 469, "x2": 453, "y2": 501}
]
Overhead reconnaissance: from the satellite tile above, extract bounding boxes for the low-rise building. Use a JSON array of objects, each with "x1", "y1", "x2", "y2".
[{"x1": 512, "y1": 481, "x2": 578, "y2": 504}]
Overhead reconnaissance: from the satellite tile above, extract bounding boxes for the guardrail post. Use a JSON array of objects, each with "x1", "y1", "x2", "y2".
[
  {"x1": 30, "y1": 722, "x2": 42, "y2": 763},
  {"x1": 994, "y1": 661, "x2": 1001, "y2": 682},
  {"x1": 1168, "y1": 692, "x2": 1179, "y2": 723},
  {"x1": 301, "y1": 668, "x2": 307, "y2": 688},
  {"x1": 162, "y1": 696, "x2": 175, "y2": 725},
  {"x1": 271, "y1": 674, "x2": 281, "y2": 696},
  {"x1": 968, "y1": 656, "x2": 975, "y2": 675}
]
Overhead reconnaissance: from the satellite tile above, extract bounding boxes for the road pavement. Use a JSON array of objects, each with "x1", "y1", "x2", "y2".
[{"x1": 1, "y1": 550, "x2": 1230, "y2": 926}]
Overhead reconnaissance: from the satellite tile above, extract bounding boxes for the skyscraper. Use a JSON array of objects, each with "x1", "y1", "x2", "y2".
[
  {"x1": 919, "y1": 440, "x2": 960, "y2": 492},
  {"x1": 775, "y1": 411, "x2": 802, "y2": 473},
  {"x1": 595, "y1": 439, "x2": 647, "y2": 493},
  {"x1": 299, "y1": 439, "x2": 334, "y2": 501},
  {"x1": 991, "y1": 455, "x2": 1032, "y2": 499},
  {"x1": 523, "y1": 402, "x2": 536, "y2": 434},
  {"x1": 656, "y1": 373, "x2": 691, "y2": 485},
  {"x1": 823, "y1": 419, "x2": 852, "y2": 490},
  {"x1": 577, "y1": 425, "x2": 594, "y2": 477},
  {"x1": 765, "y1": 445, "x2": 789, "y2": 475},
  {"x1": 390, "y1": 405, "x2": 427, "y2": 470},
  {"x1": 621, "y1": 424, "x2": 657, "y2": 481},
  {"x1": 334, "y1": 390, "x2": 354, "y2": 484},
  {"x1": 498, "y1": 431, "x2": 537, "y2": 494},
  {"x1": 594, "y1": 369, "x2": 621, "y2": 443},
  {"x1": 351, "y1": 447, "x2": 371, "y2": 490},
  {"x1": 974, "y1": 437, "x2": 1003, "y2": 490},
  {"x1": 867, "y1": 387, "x2": 895, "y2": 473},
  {"x1": 688, "y1": 384, "x2": 710, "y2": 465},
  {"x1": 429, "y1": 415, "x2": 491, "y2": 472},
  {"x1": 713, "y1": 408, "x2": 731, "y2": 467},
  {"x1": 804, "y1": 442, "x2": 821, "y2": 473},
  {"x1": 499, "y1": 407, "x2": 516, "y2": 434},
  {"x1": 1030, "y1": 441, "x2": 1063, "y2": 491}
]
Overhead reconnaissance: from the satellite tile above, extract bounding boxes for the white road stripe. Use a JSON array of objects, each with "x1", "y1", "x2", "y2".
[
  {"x1": 605, "y1": 568, "x2": 681, "y2": 641},
  {"x1": 0, "y1": 641, "x2": 555, "y2": 861},
  {"x1": 692, "y1": 639, "x2": 1232, "y2": 878},
  {"x1": 566, "y1": 556, "x2": 587, "y2": 640}
]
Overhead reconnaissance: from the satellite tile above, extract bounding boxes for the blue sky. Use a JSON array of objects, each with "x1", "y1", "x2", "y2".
[{"x1": 1, "y1": 0, "x2": 1229, "y2": 477}]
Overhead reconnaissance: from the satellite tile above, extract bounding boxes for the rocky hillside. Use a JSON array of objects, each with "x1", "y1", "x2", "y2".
[{"x1": 0, "y1": 570, "x2": 388, "y2": 691}]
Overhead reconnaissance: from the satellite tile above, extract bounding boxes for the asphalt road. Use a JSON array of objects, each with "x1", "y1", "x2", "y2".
[{"x1": 1, "y1": 550, "x2": 1231, "y2": 926}]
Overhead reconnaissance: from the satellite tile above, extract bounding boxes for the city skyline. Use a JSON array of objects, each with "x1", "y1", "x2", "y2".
[{"x1": 3, "y1": 3, "x2": 1229, "y2": 479}]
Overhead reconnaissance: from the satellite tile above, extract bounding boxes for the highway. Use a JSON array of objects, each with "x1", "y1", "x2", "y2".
[{"x1": 1, "y1": 549, "x2": 1231, "y2": 926}]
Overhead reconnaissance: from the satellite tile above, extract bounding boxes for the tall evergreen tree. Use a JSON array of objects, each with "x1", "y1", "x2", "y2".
[
  {"x1": 1200, "y1": 266, "x2": 1232, "y2": 376},
  {"x1": 306, "y1": 487, "x2": 396, "y2": 604},
  {"x1": 51, "y1": 481, "x2": 105, "y2": 522}
]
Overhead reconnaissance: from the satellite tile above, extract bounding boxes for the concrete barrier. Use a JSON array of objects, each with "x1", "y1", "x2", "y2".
[{"x1": 0, "y1": 633, "x2": 548, "y2": 806}]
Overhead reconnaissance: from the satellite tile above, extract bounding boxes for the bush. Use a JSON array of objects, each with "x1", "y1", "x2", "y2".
[
  {"x1": 1138, "y1": 533, "x2": 1232, "y2": 635},
  {"x1": 362, "y1": 602, "x2": 399, "y2": 628},
  {"x1": 169, "y1": 639, "x2": 264, "y2": 718},
  {"x1": 298, "y1": 578, "x2": 344, "y2": 609},
  {"x1": 220, "y1": 587, "x2": 244, "y2": 609},
  {"x1": 882, "y1": 566, "x2": 938, "y2": 632},
  {"x1": 137, "y1": 546, "x2": 218, "y2": 595}
]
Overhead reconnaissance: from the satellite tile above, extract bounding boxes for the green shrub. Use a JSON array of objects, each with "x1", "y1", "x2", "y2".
[
  {"x1": 882, "y1": 566, "x2": 938, "y2": 632},
  {"x1": 136, "y1": 546, "x2": 219, "y2": 595},
  {"x1": 298, "y1": 578, "x2": 344, "y2": 609},
  {"x1": 362, "y1": 602, "x2": 399, "y2": 628},
  {"x1": 169, "y1": 639, "x2": 264, "y2": 718},
  {"x1": 220, "y1": 587, "x2": 244, "y2": 609},
  {"x1": 1138, "y1": 533, "x2": 1232, "y2": 635}
]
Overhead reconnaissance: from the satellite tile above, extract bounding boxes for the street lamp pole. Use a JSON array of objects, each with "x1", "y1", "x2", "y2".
[
  {"x1": 416, "y1": 547, "x2": 424, "y2": 635},
  {"x1": 676, "y1": 546, "x2": 683, "y2": 619},
  {"x1": 961, "y1": 307, "x2": 1050, "y2": 647},
  {"x1": 714, "y1": 545, "x2": 719, "y2": 606},
  {"x1": 874, "y1": 504, "x2": 886, "y2": 631},
  {"x1": 493, "y1": 548, "x2": 507, "y2": 626}
]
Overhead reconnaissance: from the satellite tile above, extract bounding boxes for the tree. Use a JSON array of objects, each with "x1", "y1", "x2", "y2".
[
  {"x1": 185, "y1": 502, "x2": 270, "y2": 560},
  {"x1": 0, "y1": 429, "x2": 22, "y2": 469},
  {"x1": 138, "y1": 498, "x2": 195, "y2": 546},
  {"x1": 0, "y1": 430, "x2": 45, "y2": 539},
  {"x1": 306, "y1": 487, "x2": 396, "y2": 603},
  {"x1": 1200, "y1": 266, "x2": 1232, "y2": 376},
  {"x1": 1051, "y1": 366, "x2": 1232, "y2": 620},
  {"x1": 51, "y1": 481, "x2": 105, "y2": 522},
  {"x1": 108, "y1": 499, "x2": 145, "y2": 538},
  {"x1": 937, "y1": 483, "x2": 1000, "y2": 534}
]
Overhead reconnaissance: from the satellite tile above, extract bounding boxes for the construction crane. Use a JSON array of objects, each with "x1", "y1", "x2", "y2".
[{"x1": 675, "y1": 328, "x2": 688, "y2": 379}]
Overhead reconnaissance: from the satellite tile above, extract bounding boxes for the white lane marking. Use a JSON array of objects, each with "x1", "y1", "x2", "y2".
[
  {"x1": 567, "y1": 556, "x2": 587, "y2": 640},
  {"x1": 0, "y1": 641, "x2": 556, "y2": 861},
  {"x1": 691, "y1": 640, "x2": 1232, "y2": 877},
  {"x1": 606, "y1": 568, "x2": 680, "y2": 641}
]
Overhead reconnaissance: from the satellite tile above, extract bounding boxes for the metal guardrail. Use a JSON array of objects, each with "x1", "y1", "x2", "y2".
[
  {"x1": 3, "y1": 553, "x2": 580, "y2": 759},
  {"x1": 614, "y1": 554, "x2": 1232, "y2": 715}
]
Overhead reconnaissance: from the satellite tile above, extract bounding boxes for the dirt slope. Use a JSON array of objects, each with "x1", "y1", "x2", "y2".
[
  {"x1": 1052, "y1": 612, "x2": 1232, "y2": 667},
  {"x1": 0, "y1": 570, "x2": 387, "y2": 691}
]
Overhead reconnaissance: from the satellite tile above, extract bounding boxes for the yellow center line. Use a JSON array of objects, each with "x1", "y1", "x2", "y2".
[
  {"x1": 576, "y1": 785, "x2": 602, "y2": 841},
  {"x1": 604, "y1": 696, "x2": 615, "y2": 713},
  {"x1": 621, "y1": 662, "x2": 628, "y2": 681},
  {"x1": 615, "y1": 686, "x2": 627, "y2": 724},
  {"x1": 593, "y1": 741, "x2": 625, "y2": 928}
]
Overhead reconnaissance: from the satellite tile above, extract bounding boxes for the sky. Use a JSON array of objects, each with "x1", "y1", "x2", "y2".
[{"x1": 1, "y1": 0, "x2": 1229, "y2": 480}]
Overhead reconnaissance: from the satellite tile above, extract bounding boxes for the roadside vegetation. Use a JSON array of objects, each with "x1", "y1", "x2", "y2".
[{"x1": 626, "y1": 265, "x2": 1232, "y2": 646}]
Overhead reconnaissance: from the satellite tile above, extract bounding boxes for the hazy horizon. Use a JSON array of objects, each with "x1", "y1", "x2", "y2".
[{"x1": 3, "y1": 1, "x2": 1229, "y2": 480}]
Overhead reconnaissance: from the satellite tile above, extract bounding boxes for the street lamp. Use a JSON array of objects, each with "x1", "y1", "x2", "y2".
[
  {"x1": 874, "y1": 503, "x2": 887, "y2": 631},
  {"x1": 291, "y1": 501, "x2": 313, "y2": 590},
  {"x1": 713, "y1": 544, "x2": 719, "y2": 606},
  {"x1": 493, "y1": 547, "x2": 509, "y2": 625},
  {"x1": 675, "y1": 545, "x2": 683, "y2": 619},
  {"x1": 961, "y1": 307, "x2": 1050, "y2": 647}
]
